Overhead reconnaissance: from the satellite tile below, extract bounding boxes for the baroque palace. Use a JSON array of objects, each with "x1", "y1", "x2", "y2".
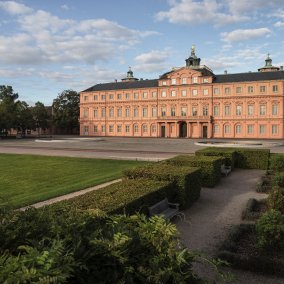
[{"x1": 80, "y1": 47, "x2": 284, "y2": 139}]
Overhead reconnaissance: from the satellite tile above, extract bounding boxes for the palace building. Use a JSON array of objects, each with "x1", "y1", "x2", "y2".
[{"x1": 80, "y1": 47, "x2": 284, "y2": 139}]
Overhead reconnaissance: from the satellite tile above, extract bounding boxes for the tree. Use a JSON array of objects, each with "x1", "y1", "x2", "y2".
[
  {"x1": 32, "y1": 102, "x2": 51, "y2": 136},
  {"x1": 52, "y1": 90, "x2": 79, "y2": 134},
  {"x1": 14, "y1": 101, "x2": 34, "y2": 137}
]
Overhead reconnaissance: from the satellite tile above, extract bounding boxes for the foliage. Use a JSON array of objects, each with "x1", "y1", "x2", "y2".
[
  {"x1": 164, "y1": 155, "x2": 223, "y2": 187},
  {"x1": 241, "y1": 198, "x2": 267, "y2": 221},
  {"x1": 256, "y1": 174, "x2": 272, "y2": 193},
  {"x1": 269, "y1": 154, "x2": 284, "y2": 172},
  {"x1": 0, "y1": 153, "x2": 146, "y2": 208},
  {"x1": 123, "y1": 163, "x2": 201, "y2": 209},
  {"x1": 272, "y1": 172, "x2": 284, "y2": 188},
  {"x1": 52, "y1": 90, "x2": 79, "y2": 134},
  {"x1": 0, "y1": 208, "x2": 201, "y2": 283},
  {"x1": 267, "y1": 187, "x2": 284, "y2": 213},
  {"x1": 55, "y1": 179, "x2": 175, "y2": 215},
  {"x1": 256, "y1": 209, "x2": 284, "y2": 251},
  {"x1": 32, "y1": 102, "x2": 51, "y2": 135}
]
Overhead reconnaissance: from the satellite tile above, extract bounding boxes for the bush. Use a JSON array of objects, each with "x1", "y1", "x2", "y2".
[
  {"x1": 124, "y1": 163, "x2": 201, "y2": 209},
  {"x1": 269, "y1": 154, "x2": 284, "y2": 172},
  {"x1": 256, "y1": 209, "x2": 284, "y2": 251},
  {"x1": 241, "y1": 198, "x2": 267, "y2": 221},
  {"x1": 56, "y1": 179, "x2": 175, "y2": 215},
  {"x1": 272, "y1": 172, "x2": 284, "y2": 188},
  {"x1": 164, "y1": 155, "x2": 223, "y2": 187},
  {"x1": 256, "y1": 174, "x2": 272, "y2": 193},
  {"x1": 267, "y1": 187, "x2": 284, "y2": 213},
  {"x1": 195, "y1": 147, "x2": 236, "y2": 169}
]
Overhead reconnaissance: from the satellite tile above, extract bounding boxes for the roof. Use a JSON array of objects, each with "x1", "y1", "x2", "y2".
[
  {"x1": 214, "y1": 71, "x2": 284, "y2": 83},
  {"x1": 82, "y1": 79, "x2": 158, "y2": 92}
]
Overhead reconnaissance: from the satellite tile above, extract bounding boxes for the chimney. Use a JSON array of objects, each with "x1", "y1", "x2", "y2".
[{"x1": 224, "y1": 70, "x2": 227, "y2": 74}]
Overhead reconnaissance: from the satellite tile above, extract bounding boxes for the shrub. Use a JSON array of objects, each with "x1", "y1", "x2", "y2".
[
  {"x1": 56, "y1": 179, "x2": 175, "y2": 215},
  {"x1": 124, "y1": 164, "x2": 201, "y2": 209},
  {"x1": 267, "y1": 187, "x2": 284, "y2": 213},
  {"x1": 195, "y1": 147, "x2": 236, "y2": 169},
  {"x1": 164, "y1": 155, "x2": 223, "y2": 187},
  {"x1": 256, "y1": 209, "x2": 284, "y2": 251},
  {"x1": 256, "y1": 174, "x2": 272, "y2": 193},
  {"x1": 272, "y1": 172, "x2": 284, "y2": 188},
  {"x1": 269, "y1": 154, "x2": 284, "y2": 172},
  {"x1": 241, "y1": 198, "x2": 267, "y2": 221}
]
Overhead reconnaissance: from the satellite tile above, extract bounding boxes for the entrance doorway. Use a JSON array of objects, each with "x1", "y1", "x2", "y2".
[
  {"x1": 202, "y1": 125, "x2": 208, "y2": 138},
  {"x1": 161, "y1": 125, "x2": 166, "y2": 137},
  {"x1": 179, "y1": 122, "x2": 187, "y2": 138}
]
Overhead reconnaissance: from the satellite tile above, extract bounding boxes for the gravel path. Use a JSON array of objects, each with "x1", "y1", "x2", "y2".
[{"x1": 176, "y1": 169, "x2": 283, "y2": 283}]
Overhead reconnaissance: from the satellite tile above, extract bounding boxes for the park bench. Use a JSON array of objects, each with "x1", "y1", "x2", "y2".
[
  {"x1": 221, "y1": 164, "x2": 232, "y2": 176},
  {"x1": 148, "y1": 198, "x2": 179, "y2": 219}
]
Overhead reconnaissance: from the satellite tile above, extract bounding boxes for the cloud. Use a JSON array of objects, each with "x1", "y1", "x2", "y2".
[
  {"x1": 221, "y1": 28, "x2": 271, "y2": 42},
  {"x1": 0, "y1": 1, "x2": 32, "y2": 15},
  {"x1": 61, "y1": 4, "x2": 70, "y2": 10},
  {"x1": 274, "y1": 21, "x2": 284, "y2": 27}
]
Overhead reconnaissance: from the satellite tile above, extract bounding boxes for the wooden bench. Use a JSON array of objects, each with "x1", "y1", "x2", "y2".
[
  {"x1": 221, "y1": 164, "x2": 232, "y2": 176},
  {"x1": 148, "y1": 198, "x2": 179, "y2": 219}
]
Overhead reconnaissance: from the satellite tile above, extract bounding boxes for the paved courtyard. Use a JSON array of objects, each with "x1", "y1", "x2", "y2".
[{"x1": 0, "y1": 136, "x2": 283, "y2": 160}]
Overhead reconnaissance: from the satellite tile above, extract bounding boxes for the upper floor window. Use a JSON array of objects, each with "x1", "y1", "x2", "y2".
[
  {"x1": 181, "y1": 90, "x2": 187, "y2": 97},
  {"x1": 162, "y1": 81, "x2": 167, "y2": 86},
  {"x1": 192, "y1": 89, "x2": 198, "y2": 96},
  {"x1": 152, "y1": 91, "x2": 157, "y2": 98},
  {"x1": 224, "y1": 105, "x2": 231, "y2": 116},
  {"x1": 109, "y1": 108, "x2": 114, "y2": 118},
  {"x1": 101, "y1": 108, "x2": 106, "y2": 118},
  {"x1": 93, "y1": 95, "x2": 98, "y2": 101},
  {"x1": 134, "y1": 93, "x2": 139, "y2": 99},
  {"x1": 213, "y1": 105, "x2": 219, "y2": 116},
  {"x1": 161, "y1": 91, "x2": 167, "y2": 98},
  {"x1": 213, "y1": 88, "x2": 219, "y2": 95},
  {"x1": 203, "y1": 89, "x2": 208, "y2": 95},
  {"x1": 273, "y1": 85, "x2": 278, "y2": 92},
  {"x1": 203, "y1": 106, "x2": 208, "y2": 116},
  {"x1": 143, "y1": 92, "x2": 147, "y2": 99},
  {"x1": 236, "y1": 87, "x2": 242, "y2": 94},
  {"x1": 236, "y1": 105, "x2": 242, "y2": 116},
  {"x1": 134, "y1": 108, "x2": 139, "y2": 117},
  {"x1": 171, "y1": 106, "x2": 176, "y2": 116},
  {"x1": 171, "y1": 78, "x2": 176, "y2": 85},
  {"x1": 192, "y1": 107, "x2": 198, "y2": 116},
  {"x1": 117, "y1": 108, "x2": 122, "y2": 117},
  {"x1": 125, "y1": 108, "x2": 130, "y2": 117},
  {"x1": 260, "y1": 86, "x2": 266, "y2": 93},
  {"x1": 182, "y1": 78, "x2": 187, "y2": 84},
  {"x1": 142, "y1": 107, "x2": 148, "y2": 117},
  {"x1": 248, "y1": 86, "x2": 254, "y2": 93},
  {"x1": 152, "y1": 107, "x2": 157, "y2": 117},
  {"x1": 248, "y1": 105, "x2": 254, "y2": 116},
  {"x1": 225, "y1": 87, "x2": 230, "y2": 95},
  {"x1": 192, "y1": 77, "x2": 198, "y2": 84},
  {"x1": 101, "y1": 95, "x2": 106, "y2": 100},
  {"x1": 259, "y1": 105, "x2": 266, "y2": 115},
  {"x1": 117, "y1": 94, "x2": 122, "y2": 100},
  {"x1": 84, "y1": 96, "x2": 88, "y2": 102},
  {"x1": 161, "y1": 107, "x2": 166, "y2": 117},
  {"x1": 93, "y1": 109, "x2": 98, "y2": 118},
  {"x1": 109, "y1": 94, "x2": 113, "y2": 100},
  {"x1": 125, "y1": 93, "x2": 130, "y2": 100},
  {"x1": 83, "y1": 108, "x2": 89, "y2": 118},
  {"x1": 181, "y1": 107, "x2": 187, "y2": 116},
  {"x1": 272, "y1": 104, "x2": 278, "y2": 115},
  {"x1": 203, "y1": 78, "x2": 209, "y2": 83},
  {"x1": 171, "y1": 90, "x2": 176, "y2": 97}
]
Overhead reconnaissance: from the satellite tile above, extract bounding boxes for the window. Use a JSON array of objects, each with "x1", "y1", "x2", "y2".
[
  {"x1": 192, "y1": 107, "x2": 197, "y2": 116},
  {"x1": 109, "y1": 94, "x2": 113, "y2": 100},
  {"x1": 203, "y1": 89, "x2": 208, "y2": 95},
  {"x1": 236, "y1": 87, "x2": 242, "y2": 94},
  {"x1": 125, "y1": 125, "x2": 130, "y2": 133},
  {"x1": 117, "y1": 125, "x2": 122, "y2": 133},
  {"x1": 109, "y1": 125, "x2": 113, "y2": 133},
  {"x1": 134, "y1": 124, "x2": 139, "y2": 133},
  {"x1": 248, "y1": 86, "x2": 254, "y2": 93},
  {"x1": 224, "y1": 105, "x2": 231, "y2": 115},
  {"x1": 125, "y1": 93, "x2": 130, "y2": 99},
  {"x1": 225, "y1": 87, "x2": 230, "y2": 95},
  {"x1": 152, "y1": 91, "x2": 157, "y2": 98},
  {"x1": 259, "y1": 125, "x2": 266, "y2": 134},
  {"x1": 109, "y1": 108, "x2": 114, "y2": 118},
  {"x1": 84, "y1": 126, "x2": 89, "y2": 135},
  {"x1": 213, "y1": 124, "x2": 219, "y2": 134},
  {"x1": 161, "y1": 91, "x2": 166, "y2": 98},
  {"x1": 203, "y1": 106, "x2": 208, "y2": 116},
  {"x1": 192, "y1": 77, "x2": 198, "y2": 83},
  {"x1": 102, "y1": 125, "x2": 106, "y2": 133},
  {"x1": 213, "y1": 105, "x2": 219, "y2": 116},
  {"x1": 171, "y1": 78, "x2": 176, "y2": 85},
  {"x1": 171, "y1": 106, "x2": 175, "y2": 116},
  {"x1": 152, "y1": 107, "x2": 157, "y2": 117},
  {"x1": 259, "y1": 105, "x2": 266, "y2": 115},
  {"x1": 236, "y1": 125, "x2": 241, "y2": 134},
  {"x1": 247, "y1": 125, "x2": 254, "y2": 134},
  {"x1": 213, "y1": 88, "x2": 219, "y2": 95},
  {"x1": 224, "y1": 124, "x2": 230, "y2": 134},
  {"x1": 83, "y1": 108, "x2": 89, "y2": 118},
  {"x1": 142, "y1": 107, "x2": 148, "y2": 117},
  {"x1": 101, "y1": 108, "x2": 106, "y2": 118},
  {"x1": 272, "y1": 125, "x2": 278, "y2": 134},
  {"x1": 181, "y1": 90, "x2": 187, "y2": 97},
  {"x1": 125, "y1": 108, "x2": 130, "y2": 117},
  {"x1": 143, "y1": 92, "x2": 147, "y2": 99},
  {"x1": 94, "y1": 125, "x2": 98, "y2": 133},
  {"x1": 93, "y1": 109, "x2": 98, "y2": 118},
  {"x1": 171, "y1": 90, "x2": 176, "y2": 97},
  {"x1": 134, "y1": 93, "x2": 139, "y2": 99},
  {"x1": 134, "y1": 108, "x2": 139, "y2": 117},
  {"x1": 192, "y1": 89, "x2": 198, "y2": 96},
  {"x1": 117, "y1": 108, "x2": 122, "y2": 117},
  {"x1": 273, "y1": 85, "x2": 278, "y2": 92},
  {"x1": 203, "y1": 78, "x2": 209, "y2": 83},
  {"x1": 161, "y1": 107, "x2": 166, "y2": 117},
  {"x1": 162, "y1": 81, "x2": 167, "y2": 86},
  {"x1": 260, "y1": 86, "x2": 266, "y2": 93},
  {"x1": 84, "y1": 96, "x2": 88, "y2": 101},
  {"x1": 151, "y1": 124, "x2": 157, "y2": 133},
  {"x1": 182, "y1": 78, "x2": 187, "y2": 84},
  {"x1": 181, "y1": 107, "x2": 187, "y2": 116},
  {"x1": 94, "y1": 95, "x2": 98, "y2": 101},
  {"x1": 101, "y1": 95, "x2": 106, "y2": 100},
  {"x1": 117, "y1": 94, "x2": 122, "y2": 100},
  {"x1": 272, "y1": 104, "x2": 278, "y2": 115},
  {"x1": 248, "y1": 105, "x2": 254, "y2": 116},
  {"x1": 142, "y1": 124, "x2": 148, "y2": 133},
  {"x1": 236, "y1": 105, "x2": 242, "y2": 116}
]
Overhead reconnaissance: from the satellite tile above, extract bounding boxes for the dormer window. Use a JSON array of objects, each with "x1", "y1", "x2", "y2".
[
  {"x1": 203, "y1": 78, "x2": 209, "y2": 83},
  {"x1": 182, "y1": 78, "x2": 187, "y2": 84},
  {"x1": 171, "y1": 78, "x2": 176, "y2": 85},
  {"x1": 192, "y1": 77, "x2": 198, "y2": 84}
]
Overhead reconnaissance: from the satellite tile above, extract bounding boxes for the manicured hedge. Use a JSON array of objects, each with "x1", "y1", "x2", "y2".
[
  {"x1": 54, "y1": 179, "x2": 175, "y2": 215},
  {"x1": 195, "y1": 147, "x2": 236, "y2": 169},
  {"x1": 124, "y1": 163, "x2": 201, "y2": 209},
  {"x1": 164, "y1": 155, "x2": 223, "y2": 188}
]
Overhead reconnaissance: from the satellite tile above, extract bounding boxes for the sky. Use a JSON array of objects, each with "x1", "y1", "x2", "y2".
[{"x1": 0, "y1": 0, "x2": 284, "y2": 106}]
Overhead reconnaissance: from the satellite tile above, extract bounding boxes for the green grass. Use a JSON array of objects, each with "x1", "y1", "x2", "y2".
[{"x1": 0, "y1": 154, "x2": 147, "y2": 208}]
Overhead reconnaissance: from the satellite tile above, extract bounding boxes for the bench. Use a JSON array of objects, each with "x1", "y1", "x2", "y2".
[
  {"x1": 221, "y1": 164, "x2": 232, "y2": 176},
  {"x1": 148, "y1": 198, "x2": 179, "y2": 219}
]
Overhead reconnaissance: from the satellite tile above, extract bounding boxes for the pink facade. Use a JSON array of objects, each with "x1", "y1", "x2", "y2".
[{"x1": 80, "y1": 50, "x2": 284, "y2": 139}]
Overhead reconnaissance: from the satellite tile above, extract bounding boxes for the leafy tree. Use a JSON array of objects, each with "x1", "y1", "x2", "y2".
[
  {"x1": 52, "y1": 90, "x2": 79, "y2": 134},
  {"x1": 32, "y1": 101, "x2": 51, "y2": 136},
  {"x1": 14, "y1": 101, "x2": 34, "y2": 137}
]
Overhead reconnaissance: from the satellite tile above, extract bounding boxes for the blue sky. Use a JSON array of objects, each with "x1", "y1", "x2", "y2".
[{"x1": 0, "y1": 0, "x2": 284, "y2": 105}]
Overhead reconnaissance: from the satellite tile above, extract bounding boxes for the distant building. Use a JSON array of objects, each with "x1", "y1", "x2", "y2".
[{"x1": 80, "y1": 47, "x2": 284, "y2": 139}]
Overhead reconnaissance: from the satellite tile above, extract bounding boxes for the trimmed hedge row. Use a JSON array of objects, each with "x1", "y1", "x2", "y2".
[
  {"x1": 196, "y1": 147, "x2": 270, "y2": 170},
  {"x1": 163, "y1": 155, "x2": 223, "y2": 188},
  {"x1": 54, "y1": 179, "x2": 175, "y2": 215},
  {"x1": 124, "y1": 163, "x2": 201, "y2": 209}
]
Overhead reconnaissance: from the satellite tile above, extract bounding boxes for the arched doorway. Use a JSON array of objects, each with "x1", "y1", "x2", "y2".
[{"x1": 179, "y1": 122, "x2": 187, "y2": 138}]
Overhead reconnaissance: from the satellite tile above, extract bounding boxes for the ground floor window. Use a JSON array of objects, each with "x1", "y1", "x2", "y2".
[
  {"x1": 102, "y1": 125, "x2": 106, "y2": 133},
  {"x1": 134, "y1": 124, "x2": 139, "y2": 133},
  {"x1": 247, "y1": 125, "x2": 253, "y2": 134},
  {"x1": 272, "y1": 124, "x2": 278, "y2": 135},
  {"x1": 94, "y1": 125, "x2": 98, "y2": 133},
  {"x1": 125, "y1": 125, "x2": 130, "y2": 133},
  {"x1": 259, "y1": 125, "x2": 266, "y2": 135},
  {"x1": 224, "y1": 124, "x2": 230, "y2": 134},
  {"x1": 109, "y1": 125, "x2": 114, "y2": 133},
  {"x1": 236, "y1": 124, "x2": 241, "y2": 134},
  {"x1": 213, "y1": 124, "x2": 219, "y2": 134},
  {"x1": 117, "y1": 125, "x2": 122, "y2": 133},
  {"x1": 151, "y1": 124, "x2": 157, "y2": 133},
  {"x1": 142, "y1": 124, "x2": 148, "y2": 133}
]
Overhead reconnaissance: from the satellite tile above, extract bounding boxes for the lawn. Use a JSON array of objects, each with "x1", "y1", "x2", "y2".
[{"x1": 0, "y1": 153, "x2": 147, "y2": 208}]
